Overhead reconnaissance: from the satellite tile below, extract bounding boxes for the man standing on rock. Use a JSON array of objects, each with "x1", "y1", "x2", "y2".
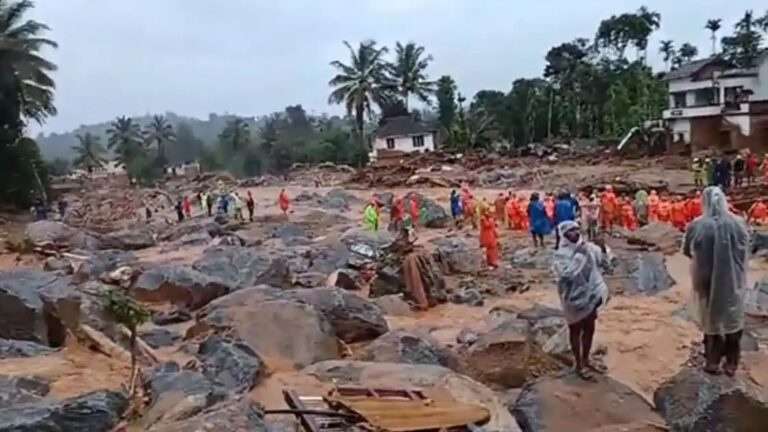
[
  {"x1": 683, "y1": 186, "x2": 748, "y2": 376},
  {"x1": 409, "y1": 194, "x2": 420, "y2": 229},
  {"x1": 528, "y1": 193, "x2": 551, "y2": 247},
  {"x1": 245, "y1": 191, "x2": 255, "y2": 222},
  {"x1": 278, "y1": 188, "x2": 290, "y2": 217},
  {"x1": 552, "y1": 220, "x2": 611, "y2": 380}
]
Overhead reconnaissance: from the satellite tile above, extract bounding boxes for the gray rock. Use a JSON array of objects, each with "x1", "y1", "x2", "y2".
[
  {"x1": 340, "y1": 227, "x2": 395, "y2": 254},
  {"x1": 509, "y1": 247, "x2": 554, "y2": 270},
  {"x1": 192, "y1": 246, "x2": 299, "y2": 289},
  {"x1": 0, "y1": 389, "x2": 128, "y2": 432},
  {"x1": 43, "y1": 257, "x2": 73, "y2": 274},
  {"x1": 330, "y1": 269, "x2": 360, "y2": 291},
  {"x1": 168, "y1": 231, "x2": 212, "y2": 248},
  {"x1": 269, "y1": 222, "x2": 309, "y2": 245},
  {"x1": 140, "y1": 328, "x2": 181, "y2": 349},
  {"x1": 404, "y1": 192, "x2": 450, "y2": 228},
  {"x1": 450, "y1": 288, "x2": 484, "y2": 307},
  {"x1": 293, "y1": 190, "x2": 322, "y2": 203},
  {"x1": 373, "y1": 191, "x2": 394, "y2": 207},
  {"x1": 72, "y1": 249, "x2": 136, "y2": 283},
  {"x1": 654, "y1": 367, "x2": 768, "y2": 432},
  {"x1": 141, "y1": 362, "x2": 227, "y2": 426},
  {"x1": 513, "y1": 372, "x2": 664, "y2": 432},
  {"x1": 24, "y1": 220, "x2": 102, "y2": 250},
  {"x1": 456, "y1": 328, "x2": 480, "y2": 345},
  {"x1": 131, "y1": 264, "x2": 231, "y2": 311},
  {"x1": 371, "y1": 295, "x2": 413, "y2": 317},
  {"x1": 196, "y1": 335, "x2": 265, "y2": 393},
  {"x1": 0, "y1": 269, "x2": 81, "y2": 346},
  {"x1": 357, "y1": 330, "x2": 460, "y2": 370},
  {"x1": 325, "y1": 188, "x2": 360, "y2": 205},
  {"x1": 147, "y1": 396, "x2": 269, "y2": 432},
  {"x1": 610, "y1": 251, "x2": 675, "y2": 295},
  {"x1": 747, "y1": 275, "x2": 768, "y2": 315},
  {"x1": 625, "y1": 221, "x2": 683, "y2": 254},
  {"x1": 0, "y1": 339, "x2": 56, "y2": 359},
  {"x1": 751, "y1": 230, "x2": 768, "y2": 255},
  {"x1": 151, "y1": 309, "x2": 192, "y2": 326},
  {"x1": 159, "y1": 219, "x2": 224, "y2": 243},
  {"x1": 432, "y1": 235, "x2": 484, "y2": 274},
  {"x1": 370, "y1": 265, "x2": 404, "y2": 298},
  {"x1": 303, "y1": 243, "x2": 350, "y2": 275},
  {"x1": 0, "y1": 375, "x2": 50, "y2": 408},
  {"x1": 102, "y1": 227, "x2": 156, "y2": 250}
]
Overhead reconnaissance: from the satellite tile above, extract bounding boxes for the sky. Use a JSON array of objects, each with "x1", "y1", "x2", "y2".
[{"x1": 30, "y1": 0, "x2": 766, "y2": 134}]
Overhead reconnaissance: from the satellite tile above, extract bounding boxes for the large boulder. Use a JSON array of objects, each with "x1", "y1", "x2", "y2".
[
  {"x1": 43, "y1": 257, "x2": 73, "y2": 274},
  {"x1": 72, "y1": 250, "x2": 136, "y2": 283},
  {"x1": 147, "y1": 396, "x2": 269, "y2": 432},
  {"x1": 269, "y1": 222, "x2": 310, "y2": 246},
  {"x1": 357, "y1": 329, "x2": 460, "y2": 370},
  {"x1": 102, "y1": 227, "x2": 156, "y2": 250},
  {"x1": 0, "y1": 389, "x2": 128, "y2": 432},
  {"x1": 322, "y1": 188, "x2": 360, "y2": 211},
  {"x1": 141, "y1": 362, "x2": 227, "y2": 427},
  {"x1": 610, "y1": 251, "x2": 675, "y2": 296},
  {"x1": 461, "y1": 319, "x2": 563, "y2": 389},
  {"x1": 189, "y1": 287, "x2": 340, "y2": 369},
  {"x1": 139, "y1": 328, "x2": 181, "y2": 349},
  {"x1": 0, "y1": 339, "x2": 56, "y2": 359},
  {"x1": 192, "y1": 246, "x2": 302, "y2": 289},
  {"x1": 432, "y1": 235, "x2": 485, "y2": 274},
  {"x1": 653, "y1": 367, "x2": 768, "y2": 432},
  {"x1": 304, "y1": 360, "x2": 520, "y2": 432},
  {"x1": 624, "y1": 222, "x2": 682, "y2": 254},
  {"x1": 512, "y1": 372, "x2": 664, "y2": 432},
  {"x1": 0, "y1": 269, "x2": 81, "y2": 346},
  {"x1": 405, "y1": 192, "x2": 450, "y2": 228},
  {"x1": 131, "y1": 264, "x2": 231, "y2": 311},
  {"x1": 159, "y1": 219, "x2": 224, "y2": 243},
  {"x1": 196, "y1": 335, "x2": 265, "y2": 393},
  {"x1": 0, "y1": 375, "x2": 50, "y2": 408},
  {"x1": 508, "y1": 247, "x2": 554, "y2": 270},
  {"x1": 24, "y1": 220, "x2": 102, "y2": 250}
]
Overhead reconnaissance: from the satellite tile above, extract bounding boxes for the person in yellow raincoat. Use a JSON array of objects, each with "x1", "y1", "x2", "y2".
[{"x1": 363, "y1": 202, "x2": 379, "y2": 231}]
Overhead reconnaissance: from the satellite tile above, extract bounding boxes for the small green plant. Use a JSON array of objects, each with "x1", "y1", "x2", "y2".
[{"x1": 102, "y1": 289, "x2": 150, "y2": 393}]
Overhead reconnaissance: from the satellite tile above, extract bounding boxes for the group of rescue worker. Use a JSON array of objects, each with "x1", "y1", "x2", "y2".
[
  {"x1": 690, "y1": 151, "x2": 768, "y2": 189},
  {"x1": 153, "y1": 185, "x2": 292, "y2": 223}
]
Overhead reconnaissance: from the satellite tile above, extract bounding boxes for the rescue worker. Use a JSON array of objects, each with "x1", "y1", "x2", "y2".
[
  {"x1": 231, "y1": 192, "x2": 244, "y2": 221},
  {"x1": 657, "y1": 196, "x2": 672, "y2": 223},
  {"x1": 479, "y1": 208, "x2": 499, "y2": 269},
  {"x1": 552, "y1": 220, "x2": 612, "y2": 380},
  {"x1": 409, "y1": 194, "x2": 420, "y2": 228},
  {"x1": 687, "y1": 191, "x2": 702, "y2": 222},
  {"x1": 175, "y1": 199, "x2": 185, "y2": 222},
  {"x1": 245, "y1": 191, "x2": 255, "y2": 222},
  {"x1": 450, "y1": 190, "x2": 462, "y2": 222},
  {"x1": 528, "y1": 193, "x2": 551, "y2": 247},
  {"x1": 494, "y1": 193, "x2": 507, "y2": 226},
  {"x1": 634, "y1": 189, "x2": 649, "y2": 226},
  {"x1": 683, "y1": 186, "x2": 748, "y2": 376},
  {"x1": 278, "y1": 188, "x2": 290, "y2": 216},
  {"x1": 544, "y1": 193, "x2": 555, "y2": 223},
  {"x1": 554, "y1": 192, "x2": 576, "y2": 249},
  {"x1": 621, "y1": 198, "x2": 637, "y2": 231},
  {"x1": 363, "y1": 201, "x2": 379, "y2": 231},
  {"x1": 182, "y1": 195, "x2": 192, "y2": 218},
  {"x1": 390, "y1": 195, "x2": 404, "y2": 231},
  {"x1": 748, "y1": 198, "x2": 768, "y2": 225},
  {"x1": 746, "y1": 152, "x2": 758, "y2": 185},
  {"x1": 733, "y1": 155, "x2": 745, "y2": 188},
  {"x1": 506, "y1": 193, "x2": 519, "y2": 230},
  {"x1": 516, "y1": 196, "x2": 530, "y2": 231},
  {"x1": 648, "y1": 190, "x2": 660, "y2": 223},
  {"x1": 600, "y1": 185, "x2": 618, "y2": 232},
  {"x1": 474, "y1": 197, "x2": 489, "y2": 228},
  {"x1": 705, "y1": 158, "x2": 715, "y2": 186},
  {"x1": 693, "y1": 158, "x2": 705, "y2": 188},
  {"x1": 463, "y1": 194, "x2": 476, "y2": 229},
  {"x1": 583, "y1": 195, "x2": 600, "y2": 241},
  {"x1": 671, "y1": 197, "x2": 687, "y2": 230}
]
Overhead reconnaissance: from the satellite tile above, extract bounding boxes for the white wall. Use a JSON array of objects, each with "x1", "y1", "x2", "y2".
[
  {"x1": 373, "y1": 133, "x2": 435, "y2": 154},
  {"x1": 668, "y1": 118, "x2": 691, "y2": 143},
  {"x1": 757, "y1": 56, "x2": 768, "y2": 100}
]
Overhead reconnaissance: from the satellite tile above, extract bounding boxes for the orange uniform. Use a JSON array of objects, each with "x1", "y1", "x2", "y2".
[
  {"x1": 409, "y1": 195, "x2": 419, "y2": 227},
  {"x1": 670, "y1": 200, "x2": 687, "y2": 230},
  {"x1": 494, "y1": 194, "x2": 507, "y2": 225},
  {"x1": 505, "y1": 197, "x2": 518, "y2": 230},
  {"x1": 517, "y1": 198, "x2": 530, "y2": 230},
  {"x1": 657, "y1": 199, "x2": 671, "y2": 223},
  {"x1": 749, "y1": 200, "x2": 768, "y2": 224},
  {"x1": 686, "y1": 192, "x2": 702, "y2": 222},
  {"x1": 479, "y1": 211, "x2": 499, "y2": 268},
  {"x1": 278, "y1": 189, "x2": 290, "y2": 214},
  {"x1": 621, "y1": 200, "x2": 637, "y2": 230},
  {"x1": 600, "y1": 186, "x2": 618, "y2": 229},
  {"x1": 647, "y1": 190, "x2": 660, "y2": 222},
  {"x1": 463, "y1": 195, "x2": 475, "y2": 227}
]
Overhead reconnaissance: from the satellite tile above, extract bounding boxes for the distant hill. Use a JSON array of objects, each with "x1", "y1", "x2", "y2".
[{"x1": 35, "y1": 112, "x2": 264, "y2": 160}]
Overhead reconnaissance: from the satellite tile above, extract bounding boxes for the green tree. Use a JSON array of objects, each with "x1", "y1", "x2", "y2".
[
  {"x1": 659, "y1": 40, "x2": 675, "y2": 70},
  {"x1": 47, "y1": 157, "x2": 69, "y2": 176},
  {"x1": 71, "y1": 133, "x2": 106, "y2": 171},
  {"x1": 168, "y1": 121, "x2": 204, "y2": 164},
  {"x1": 102, "y1": 289, "x2": 149, "y2": 395},
  {"x1": 705, "y1": 19, "x2": 722, "y2": 54},
  {"x1": 435, "y1": 75, "x2": 458, "y2": 139},
  {"x1": 677, "y1": 43, "x2": 699, "y2": 64},
  {"x1": 721, "y1": 10, "x2": 764, "y2": 68},
  {"x1": 0, "y1": 0, "x2": 57, "y2": 208},
  {"x1": 107, "y1": 116, "x2": 144, "y2": 167},
  {"x1": 144, "y1": 115, "x2": 175, "y2": 167},
  {"x1": 218, "y1": 117, "x2": 250, "y2": 154},
  {"x1": 388, "y1": 41, "x2": 435, "y2": 109},
  {"x1": 328, "y1": 40, "x2": 393, "y2": 148}
]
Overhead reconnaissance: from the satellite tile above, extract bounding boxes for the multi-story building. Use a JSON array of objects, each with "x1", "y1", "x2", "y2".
[{"x1": 662, "y1": 51, "x2": 768, "y2": 152}]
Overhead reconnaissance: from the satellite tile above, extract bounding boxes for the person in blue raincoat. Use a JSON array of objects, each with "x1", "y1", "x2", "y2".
[
  {"x1": 450, "y1": 190, "x2": 462, "y2": 221},
  {"x1": 554, "y1": 192, "x2": 576, "y2": 249},
  {"x1": 528, "y1": 193, "x2": 551, "y2": 247}
]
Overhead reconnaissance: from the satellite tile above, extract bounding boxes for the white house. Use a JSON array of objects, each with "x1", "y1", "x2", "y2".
[
  {"x1": 662, "y1": 51, "x2": 768, "y2": 151},
  {"x1": 372, "y1": 116, "x2": 436, "y2": 159}
]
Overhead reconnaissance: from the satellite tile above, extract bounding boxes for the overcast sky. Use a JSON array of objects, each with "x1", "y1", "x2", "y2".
[{"x1": 30, "y1": 0, "x2": 765, "y2": 134}]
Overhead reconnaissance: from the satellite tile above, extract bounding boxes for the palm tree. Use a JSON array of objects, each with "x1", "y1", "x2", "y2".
[
  {"x1": 659, "y1": 40, "x2": 675, "y2": 70},
  {"x1": 678, "y1": 43, "x2": 699, "y2": 63},
  {"x1": 71, "y1": 133, "x2": 106, "y2": 171},
  {"x1": 705, "y1": 19, "x2": 722, "y2": 55},
  {"x1": 0, "y1": 0, "x2": 57, "y2": 126},
  {"x1": 144, "y1": 115, "x2": 176, "y2": 166},
  {"x1": 107, "y1": 116, "x2": 144, "y2": 165},
  {"x1": 328, "y1": 40, "x2": 394, "y2": 147},
  {"x1": 388, "y1": 42, "x2": 436, "y2": 109},
  {"x1": 218, "y1": 117, "x2": 250, "y2": 153}
]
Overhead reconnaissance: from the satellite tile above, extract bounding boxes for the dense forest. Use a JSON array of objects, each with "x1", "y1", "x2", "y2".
[{"x1": 8, "y1": 2, "x2": 768, "y2": 207}]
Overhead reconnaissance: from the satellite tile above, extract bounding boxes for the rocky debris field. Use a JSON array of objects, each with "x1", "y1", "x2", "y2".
[{"x1": 0, "y1": 171, "x2": 767, "y2": 431}]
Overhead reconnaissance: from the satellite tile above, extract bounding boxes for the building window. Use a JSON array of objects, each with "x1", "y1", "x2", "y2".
[
  {"x1": 385, "y1": 138, "x2": 395, "y2": 149},
  {"x1": 692, "y1": 87, "x2": 716, "y2": 106},
  {"x1": 671, "y1": 92, "x2": 687, "y2": 108},
  {"x1": 412, "y1": 135, "x2": 425, "y2": 148}
]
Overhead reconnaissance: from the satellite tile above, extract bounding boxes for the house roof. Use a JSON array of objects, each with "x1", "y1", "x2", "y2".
[
  {"x1": 375, "y1": 116, "x2": 433, "y2": 138},
  {"x1": 663, "y1": 56, "x2": 724, "y2": 81}
]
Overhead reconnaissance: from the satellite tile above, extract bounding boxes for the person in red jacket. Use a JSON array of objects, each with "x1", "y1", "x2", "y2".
[
  {"x1": 746, "y1": 151, "x2": 758, "y2": 185},
  {"x1": 389, "y1": 195, "x2": 404, "y2": 231},
  {"x1": 182, "y1": 195, "x2": 192, "y2": 218},
  {"x1": 409, "y1": 194, "x2": 419, "y2": 228},
  {"x1": 278, "y1": 189, "x2": 290, "y2": 216},
  {"x1": 479, "y1": 208, "x2": 499, "y2": 268},
  {"x1": 748, "y1": 198, "x2": 768, "y2": 225},
  {"x1": 670, "y1": 197, "x2": 687, "y2": 230}
]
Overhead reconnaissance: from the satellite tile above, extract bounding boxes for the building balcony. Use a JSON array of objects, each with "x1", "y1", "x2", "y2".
[{"x1": 663, "y1": 104, "x2": 723, "y2": 119}]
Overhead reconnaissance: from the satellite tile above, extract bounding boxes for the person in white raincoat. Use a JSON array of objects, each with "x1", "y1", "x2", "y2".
[
  {"x1": 552, "y1": 220, "x2": 612, "y2": 379},
  {"x1": 683, "y1": 186, "x2": 749, "y2": 376}
]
